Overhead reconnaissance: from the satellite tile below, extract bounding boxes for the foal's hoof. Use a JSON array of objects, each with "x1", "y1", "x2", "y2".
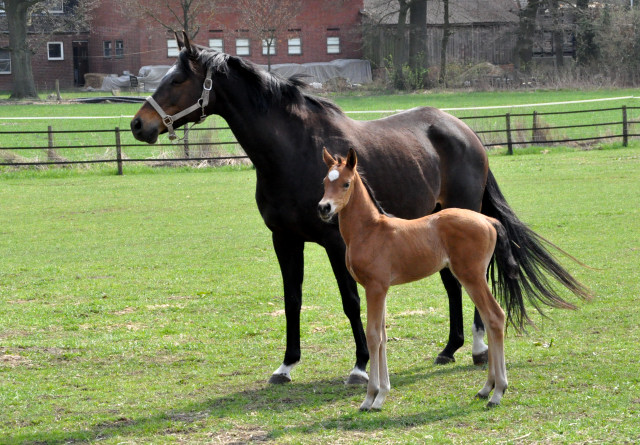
[
  {"x1": 268, "y1": 373, "x2": 292, "y2": 384},
  {"x1": 434, "y1": 354, "x2": 455, "y2": 365},
  {"x1": 472, "y1": 350, "x2": 489, "y2": 366},
  {"x1": 474, "y1": 392, "x2": 489, "y2": 400},
  {"x1": 485, "y1": 401, "x2": 500, "y2": 409}
]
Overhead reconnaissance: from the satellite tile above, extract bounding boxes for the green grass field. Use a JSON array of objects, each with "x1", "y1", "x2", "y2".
[{"x1": 1, "y1": 146, "x2": 639, "y2": 443}]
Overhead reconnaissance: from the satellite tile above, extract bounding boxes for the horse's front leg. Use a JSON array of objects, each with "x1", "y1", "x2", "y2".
[
  {"x1": 269, "y1": 232, "x2": 305, "y2": 384},
  {"x1": 371, "y1": 309, "x2": 390, "y2": 410},
  {"x1": 361, "y1": 284, "x2": 388, "y2": 411},
  {"x1": 325, "y1": 236, "x2": 369, "y2": 384}
]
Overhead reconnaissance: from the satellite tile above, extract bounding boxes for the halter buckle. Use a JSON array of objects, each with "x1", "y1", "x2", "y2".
[
  {"x1": 162, "y1": 115, "x2": 174, "y2": 127},
  {"x1": 203, "y1": 78, "x2": 213, "y2": 91}
]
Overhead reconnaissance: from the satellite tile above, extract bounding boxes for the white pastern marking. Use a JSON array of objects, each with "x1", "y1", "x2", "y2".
[
  {"x1": 349, "y1": 367, "x2": 369, "y2": 380},
  {"x1": 273, "y1": 362, "x2": 299, "y2": 380},
  {"x1": 328, "y1": 169, "x2": 340, "y2": 182},
  {"x1": 472, "y1": 325, "x2": 488, "y2": 355}
]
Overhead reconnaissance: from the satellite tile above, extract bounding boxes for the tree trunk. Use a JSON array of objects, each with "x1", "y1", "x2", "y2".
[
  {"x1": 439, "y1": 0, "x2": 451, "y2": 86},
  {"x1": 515, "y1": 0, "x2": 540, "y2": 71},
  {"x1": 6, "y1": 0, "x2": 38, "y2": 99},
  {"x1": 393, "y1": 0, "x2": 410, "y2": 88},
  {"x1": 408, "y1": 0, "x2": 427, "y2": 71},
  {"x1": 549, "y1": 0, "x2": 564, "y2": 69}
]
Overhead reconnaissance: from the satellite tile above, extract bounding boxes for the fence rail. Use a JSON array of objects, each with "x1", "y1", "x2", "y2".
[{"x1": 1, "y1": 106, "x2": 639, "y2": 173}]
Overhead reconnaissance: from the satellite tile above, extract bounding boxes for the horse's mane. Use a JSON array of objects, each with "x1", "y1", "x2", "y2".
[{"x1": 192, "y1": 49, "x2": 343, "y2": 115}]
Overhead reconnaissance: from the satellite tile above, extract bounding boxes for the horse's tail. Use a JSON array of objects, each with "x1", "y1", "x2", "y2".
[{"x1": 483, "y1": 169, "x2": 593, "y2": 331}]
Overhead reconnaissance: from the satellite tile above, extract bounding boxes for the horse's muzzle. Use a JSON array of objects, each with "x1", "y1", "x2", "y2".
[{"x1": 130, "y1": 115, "x2": 159, "y2": 144}]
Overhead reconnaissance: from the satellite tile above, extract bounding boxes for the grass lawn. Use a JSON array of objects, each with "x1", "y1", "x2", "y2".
[{"x1": 1, "y1": 146, "x2": 639, "y2": 443}]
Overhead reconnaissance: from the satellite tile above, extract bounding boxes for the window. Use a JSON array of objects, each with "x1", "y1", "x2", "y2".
[
  {"x1": 167, "y1": 39, "x2": 179, "y2": 57},
  {"x1": 288, "y1": 37, "x2": 302, "y2": 55},
  {"x1": 262, "y1": 38, "x2": 276, "y2": 56},
  {"x1": 47, "y1": 42, "x2": 64, "y2": 60},
  {"x1": 209, "y1": 38, "x2": 223, "y2": 52},
  {"x1": 103, "y1": 40, "x2": 112, "y2": 57},
  {"x1": 327, "y1": 36, "x2": 340, "y2": 54},
  {"x1": 46, "y1": 0, "x2": 63, "y2": 13},
  {"x1": 0, "y1": 49, "x2": 10, "y2": 74},
  {"x1": 115, "y1": 40, "x2": 124, "y2": 58},
  {"x1": 236, "y1": 38, "x2": 250, "y2": 56}
]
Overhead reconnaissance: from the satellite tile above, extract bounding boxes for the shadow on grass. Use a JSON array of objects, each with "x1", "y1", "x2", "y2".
[{"x1": 6, "y1": 363, "x2": 533, "y2": 444}]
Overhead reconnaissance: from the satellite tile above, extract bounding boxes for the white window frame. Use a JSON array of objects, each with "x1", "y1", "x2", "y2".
[
  {"x1": 0, "y1": 49, "x2": 10, "y2": 74},
  {"x1": 262, "y1": 38, "x2": 276, "y2": 56},
  {"x1": 167, "y1": 39, "x2": 179, "y2": 57},
  {"x1": 236, "y1": 38, "x2": 250, "y2": 56},
  {"x1": 209, "y1": 38, "x2": 223, "y2": 52},
  {"x1": 115, "y1": 40, "x2": 124, "y2": 58},
  {"x1": 103, "y1": 40, "x2": 112, "y2": 57},
  {"x1": 327, "y1": 36, "x2": 340, "y2": 54},
  {"x1": 47, "y1": 41, "x2": 64, "y2": 61},
  {"x1": 287, "y1": 37, "x2": 302, "y2": 55}
]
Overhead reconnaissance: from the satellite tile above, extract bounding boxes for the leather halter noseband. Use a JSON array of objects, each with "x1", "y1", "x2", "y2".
[{"x1": 145, "y1": 66, "x2": 214, "y2": 141}]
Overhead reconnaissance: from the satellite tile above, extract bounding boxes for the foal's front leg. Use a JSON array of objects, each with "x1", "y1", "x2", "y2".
[{"x1": 361, "y1": 285, "x2": 389, "y2": 411}]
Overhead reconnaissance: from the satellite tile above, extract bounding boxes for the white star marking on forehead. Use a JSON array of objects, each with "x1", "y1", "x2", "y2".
[{"x1": 328, "y1": 169, "x2": 340, "y2": 182}]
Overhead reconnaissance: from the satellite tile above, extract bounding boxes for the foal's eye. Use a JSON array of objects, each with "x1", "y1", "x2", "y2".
[{"x1": 343, "y1": 181, "x2": 350, "y2": 189}]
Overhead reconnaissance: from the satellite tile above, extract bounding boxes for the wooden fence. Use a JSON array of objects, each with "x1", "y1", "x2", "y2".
[{"x1": 0, "y1": 105, "x2": 638, "y2": 174}]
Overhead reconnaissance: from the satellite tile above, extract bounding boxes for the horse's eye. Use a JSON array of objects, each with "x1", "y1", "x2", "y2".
[{"x1": 343, "y1": 182, "x2": 350, "y2": 189}]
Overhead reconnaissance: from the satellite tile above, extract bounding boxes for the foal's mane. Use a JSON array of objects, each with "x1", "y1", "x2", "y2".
[{"x1": 189, "y1": 48, "x2": 344, "y2": 115}]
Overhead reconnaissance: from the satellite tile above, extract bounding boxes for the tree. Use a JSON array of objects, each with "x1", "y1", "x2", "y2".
[
  {"x1": 438, "y1": 0, "x2": 451, "y2": 86},
  {"x1": 234, "y1": 0, "x2": 303, "y2": 72},
  {"x1": 2, "y1": 0, "x2": 98, "y2": 99},
  {"x1": 515, "y1": 0, "x2": 541, "y2": 71},
  {"x1": 118, "y1": 0, "x2": 216, "y2": 40}
]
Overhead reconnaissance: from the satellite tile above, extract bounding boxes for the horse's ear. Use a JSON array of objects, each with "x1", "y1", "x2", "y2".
[
  {"x1": 323, "y1": 147, "x2": 337, "y2": 167},
  {"x1": 346, "y1": 148, "x2": 357, "y2": 170},
  {"x1": 175, "y1": 31, "x2": 184, "y2": 50},
  {"x1": 182, "y1": 31, "x2": 197, "y2": 57}
]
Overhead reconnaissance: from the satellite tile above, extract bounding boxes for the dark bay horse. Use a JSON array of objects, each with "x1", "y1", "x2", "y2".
[
  {"x1": 319, "y1": 148, "x2": 517, "y2": 409},
  {"x1": 130, "y1": 32, "x2": 591, "y2": 385}
]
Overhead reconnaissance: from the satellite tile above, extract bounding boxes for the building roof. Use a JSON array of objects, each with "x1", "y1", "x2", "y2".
[{"x1": 363, "y1": 0, "x2": 520, "y2": 26}]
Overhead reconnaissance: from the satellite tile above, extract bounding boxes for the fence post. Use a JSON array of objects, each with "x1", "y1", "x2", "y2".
[
  {"x1": 183, "y1": 127, "x2": 190, "y2": 158},
  {"x1": 115, "y1": 127, "x2": 123, "y2": 175},
  {"x1": 532, "y1": 111, "x2": 538, "y2": 144},
  {"x1": 622, "y1": 106, "x2": 628, "y2": 147},
  {"x1": 47, "y1": 125, "x2": 56, "y2": 160},
  {"x1": 505, "y1": 113, "x2": 513, "y2": 155}
]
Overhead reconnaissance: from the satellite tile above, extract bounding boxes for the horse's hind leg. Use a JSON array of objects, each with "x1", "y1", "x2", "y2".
[{"x1": 371, "y1": 310, "x2": 390, "y2": 410}]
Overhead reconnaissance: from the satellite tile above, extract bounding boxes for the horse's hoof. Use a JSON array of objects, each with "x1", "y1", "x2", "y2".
[
  {"x1": 268, "y1": 373, "x2": 292, "y2": 384},
  {"x1": 485, "y1": 401, "x2": 500, "y2": 409},
  {"x1": 473, "y1": 350, "x2": 489, "y2": 366},
  {"x1": 475, "y1": 392, "x2": 489, "y2": 400},
  {"x1": 434, "y1": 354, "x2": 455, "y2": 365},
  {"x1": 346, "y1": 369, "x2": 369, "y2": 385}
]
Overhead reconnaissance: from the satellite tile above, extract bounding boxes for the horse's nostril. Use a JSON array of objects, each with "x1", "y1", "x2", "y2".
[{"x1": 131, "y1": 116, "x2": 142, "y2": 131}]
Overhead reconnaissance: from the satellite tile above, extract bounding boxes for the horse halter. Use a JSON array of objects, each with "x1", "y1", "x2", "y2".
[{"x1": 145, "y1": 66, "x2": 214, "y2": 141}]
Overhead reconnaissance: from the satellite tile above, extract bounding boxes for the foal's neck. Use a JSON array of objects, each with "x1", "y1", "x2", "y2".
[{"x1": 338, "y1": 173, "x2": 383, "y2": 244}]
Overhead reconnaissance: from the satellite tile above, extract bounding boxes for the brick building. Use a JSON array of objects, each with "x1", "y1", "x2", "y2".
[{"x1": 0, "y1": 0, "x2": 365, "y2": 92}]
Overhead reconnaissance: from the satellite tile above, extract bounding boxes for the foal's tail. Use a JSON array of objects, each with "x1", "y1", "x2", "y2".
[{"x1": 483, "y1": 169, "x2": 593, "y2": 331}]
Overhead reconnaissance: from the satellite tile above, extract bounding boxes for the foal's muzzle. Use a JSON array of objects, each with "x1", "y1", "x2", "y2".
[{"x1": 317, "y1": 202, "x2": 334, "y2": 222}]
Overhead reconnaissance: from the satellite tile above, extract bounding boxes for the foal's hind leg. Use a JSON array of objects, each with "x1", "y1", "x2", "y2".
[{"x1": 461, "y1": 279, "x2": 507, "y2": 407}]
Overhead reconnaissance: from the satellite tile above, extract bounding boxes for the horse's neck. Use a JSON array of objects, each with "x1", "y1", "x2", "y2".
[{"x1": 338, "y1": 174, "x2": 382, "y2": 245}]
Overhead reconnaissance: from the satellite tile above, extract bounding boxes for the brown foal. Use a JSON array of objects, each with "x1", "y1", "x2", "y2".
[{"x1": 318, "y1": 148, "x2": 513, "y2": 410}]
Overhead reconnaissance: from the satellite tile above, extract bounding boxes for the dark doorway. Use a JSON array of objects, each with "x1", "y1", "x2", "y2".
[{"x1": 73, "y1": 41, "x2": 89, "y2": 87}]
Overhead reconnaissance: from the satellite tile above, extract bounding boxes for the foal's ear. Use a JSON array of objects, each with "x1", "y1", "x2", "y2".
[
  {"x1": 346, "y1": 148, "x2": 358, "y2": 170},
  {"x1": 322, "y1": 147, "x2": 337, "y2": 167}
]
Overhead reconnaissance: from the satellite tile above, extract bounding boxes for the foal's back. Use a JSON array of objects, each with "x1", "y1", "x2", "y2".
[{"x1": 372, "y1": 209, "x2": 498, "y2": 287}]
